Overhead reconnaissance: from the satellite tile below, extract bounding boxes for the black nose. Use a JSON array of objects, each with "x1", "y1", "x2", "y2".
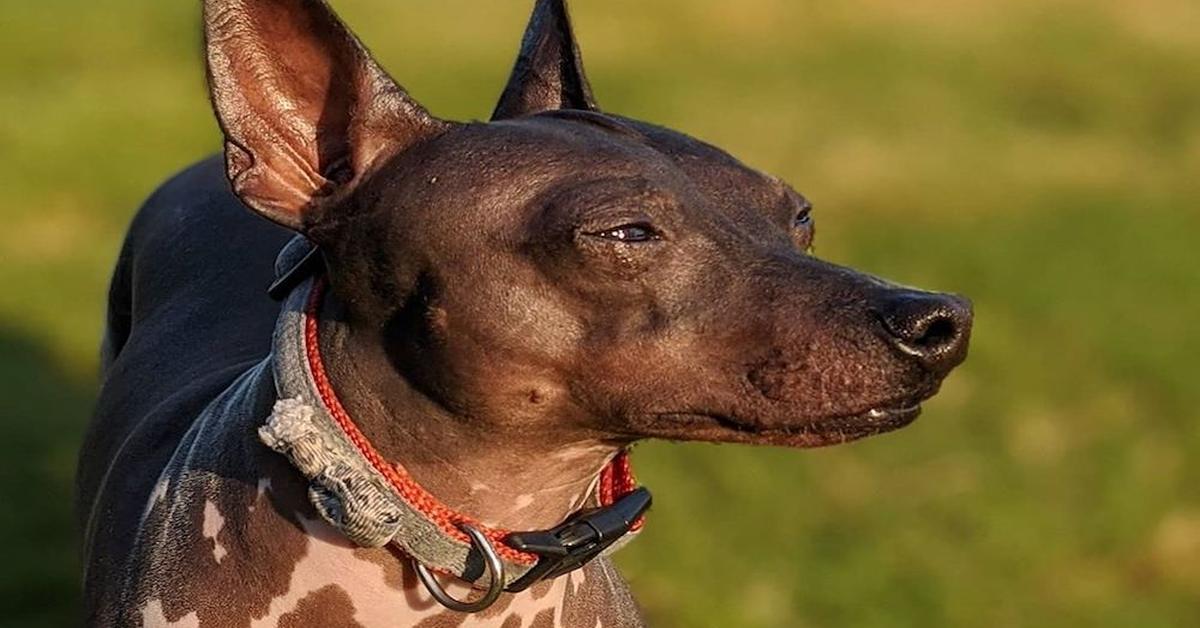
[{"x1": 874, "y1": 290, "x2": 973, "y2": 373}]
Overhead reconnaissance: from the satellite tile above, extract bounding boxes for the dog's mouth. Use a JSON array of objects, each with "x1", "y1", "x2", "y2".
[{"x1": 642, "y1": 399, "x2": 924, "y2": 448}]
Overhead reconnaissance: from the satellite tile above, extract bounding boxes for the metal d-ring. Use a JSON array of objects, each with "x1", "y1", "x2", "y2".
[{"x1": 412, "y1": 524, "x2": 506, "y2": 613}]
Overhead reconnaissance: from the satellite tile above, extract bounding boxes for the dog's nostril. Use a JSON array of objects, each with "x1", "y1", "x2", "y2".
[
  {"x1": 875, "y1": 291, "x2": 973, "y2": 371},
  {"x1": 914, "y1": 315, "x2": 958, "y2": 349}
]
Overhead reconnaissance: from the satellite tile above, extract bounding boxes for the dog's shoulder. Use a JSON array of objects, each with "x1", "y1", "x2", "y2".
[
  {"x1": 81, "y1": 155, "x2": 293, "y2": 522},
  {"x1": 88, "y1": 358, "x2": 291, "y2": 625},
  {"x1": 79, "y1": 157, "x2": 303, "y2": 621}
]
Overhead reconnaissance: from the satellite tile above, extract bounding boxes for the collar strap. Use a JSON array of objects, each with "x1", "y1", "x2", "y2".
[{"x1": 260, "y1": 242, "x2": 648, "y2": 590}]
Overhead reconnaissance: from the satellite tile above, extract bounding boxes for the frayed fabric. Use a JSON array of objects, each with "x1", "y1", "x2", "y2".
[{"x1": 260, "y1": 398, "x2": 406, "y2": 548}]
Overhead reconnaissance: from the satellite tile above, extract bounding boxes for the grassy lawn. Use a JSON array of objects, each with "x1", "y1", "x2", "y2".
[{"x1": 2, "y1": 0, "x2": 1197, "y2": 626}]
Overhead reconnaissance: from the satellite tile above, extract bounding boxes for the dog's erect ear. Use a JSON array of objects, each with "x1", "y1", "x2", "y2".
[
  {"x1": 491, "y1": 0, "x2": 597, "y2": 120},
  {"x1": 204, "y1": 0, "x2": 448, "y2": 230}
]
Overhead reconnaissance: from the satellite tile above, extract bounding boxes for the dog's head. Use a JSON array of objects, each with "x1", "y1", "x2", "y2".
[{"x1": 205, "y1": 0, "x2": 971, "y2": 448}]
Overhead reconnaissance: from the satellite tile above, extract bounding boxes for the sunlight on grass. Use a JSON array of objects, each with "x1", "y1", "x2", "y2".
[{"x1": 1, "y1": 1, "x2": 1197, "y2": 626}]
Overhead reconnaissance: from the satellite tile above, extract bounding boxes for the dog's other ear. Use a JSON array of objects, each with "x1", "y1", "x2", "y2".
[
  {"x1": 491, "y1": 0, "x2": 597, "y2": 120},
  {"x1": 204, "y1": 0, "x2": 448, "y2": 230}
]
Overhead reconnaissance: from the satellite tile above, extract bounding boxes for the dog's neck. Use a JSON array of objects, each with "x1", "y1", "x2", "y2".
[{"x1": 316, "y1": 295, "x2": 623, "y2": 531}]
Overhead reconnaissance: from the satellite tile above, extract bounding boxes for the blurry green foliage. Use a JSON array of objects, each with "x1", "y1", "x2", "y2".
[{"x1": 1, "y1": 0, "x2": 1198, "y2": 626}]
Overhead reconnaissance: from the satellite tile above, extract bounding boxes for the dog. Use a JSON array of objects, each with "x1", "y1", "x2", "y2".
[{"x1": 76, "y1": 0, "x2": 973, "y2": 625}]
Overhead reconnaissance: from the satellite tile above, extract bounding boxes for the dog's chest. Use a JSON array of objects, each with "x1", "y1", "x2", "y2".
[
  {"x1": 121, "y1": 380, "x2": 641, "y2": 627},
  {"x1": 135, "y1": 474, "x2": 637, "y2": 627}
]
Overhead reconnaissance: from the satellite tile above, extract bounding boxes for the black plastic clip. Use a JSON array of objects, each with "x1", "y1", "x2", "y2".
[
  {"x1": 503, "y1": 487, "x2": 652, "y2": 592},
  {"x1": 268, "y1": 245, "x2": 324, "y2": 301}
]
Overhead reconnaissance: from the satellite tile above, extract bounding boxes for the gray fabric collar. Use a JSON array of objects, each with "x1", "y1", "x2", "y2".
[{"x1": 257, "y1": 238, "x2": 643, "y2": 589}]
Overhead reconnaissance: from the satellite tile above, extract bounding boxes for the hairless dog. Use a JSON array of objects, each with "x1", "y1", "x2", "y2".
[{"x1": 77, "y1": 0, "x2": 972, "y2": 625}]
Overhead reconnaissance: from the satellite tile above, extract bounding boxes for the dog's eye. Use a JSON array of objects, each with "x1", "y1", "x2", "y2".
[
  {"x1": 793, "y1": 206, "x2": 813, "y2": 228},
  {"x1": 791, "y1": 203, "x2": 815, "y2": 254},
  {"x1": 587, "y1": 223, "x2": 661, "y2": 243}
]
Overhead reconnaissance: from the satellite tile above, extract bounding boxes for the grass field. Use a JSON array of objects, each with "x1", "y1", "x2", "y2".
[{"x1": 2, "y1": 0, "x2": 1198, "y2": 626}]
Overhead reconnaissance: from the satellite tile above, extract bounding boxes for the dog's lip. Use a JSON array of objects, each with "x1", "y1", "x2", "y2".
[{"x1": 645, "y1": 399, "x2": 924, "y2": 448}]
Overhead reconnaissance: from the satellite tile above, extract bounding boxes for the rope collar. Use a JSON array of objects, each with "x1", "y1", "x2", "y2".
[{"x1": 259, "y1": 239, "x2": 649, "y2": 598}]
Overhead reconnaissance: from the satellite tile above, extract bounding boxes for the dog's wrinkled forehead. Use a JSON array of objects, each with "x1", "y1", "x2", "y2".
[
  {"x1": 363, "y1": 108, "x2": 805, "y2": 240},
  {"x1": 541, "y1": 112, "x2": 810, "y2": 239},
  {"x1": 606, "y1": 113, "x2": 809, "y2": 223},
  {"x1": 535, "y1": 110, "x2": 801, "y2": 213}
]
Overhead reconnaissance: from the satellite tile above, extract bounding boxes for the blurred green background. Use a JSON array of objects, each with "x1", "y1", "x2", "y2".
[{"x1": 2, "y1": 0, "x2": 1198, "y2": 626}]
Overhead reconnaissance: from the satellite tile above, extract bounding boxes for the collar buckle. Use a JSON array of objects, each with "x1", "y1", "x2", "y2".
[{"x1": 503, "y1": 487, "x2": 651, "y2": 592}]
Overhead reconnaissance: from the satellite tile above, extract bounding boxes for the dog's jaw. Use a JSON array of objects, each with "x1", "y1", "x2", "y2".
[{"x1": 646, "y1": 403, "x2": 924, "y2": 448}]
